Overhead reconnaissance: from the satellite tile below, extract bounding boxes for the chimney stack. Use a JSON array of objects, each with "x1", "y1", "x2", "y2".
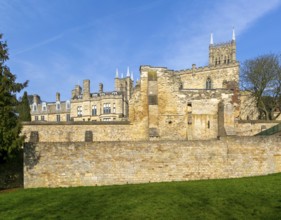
[
  {"x1": 99, "y1": 83, "x2": 103, "y2": 93},
  {"x1": 56, "y1": 92, "x2": 60, "y2": 102}
]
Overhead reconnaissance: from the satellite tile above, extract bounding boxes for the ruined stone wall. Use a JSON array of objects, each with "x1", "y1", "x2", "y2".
[
  {"x1": 24, "y1": 136, "x2": 281, "y2": 188},
  {"x1": 239, "y1": 92, "x2": 259, "y2": 120},
  {"x1": 129, "y1": 66, "x2": 238, "y2": 141},
  {"x1": 178, "y1": 64, "x2": 239, "y2": 90}
]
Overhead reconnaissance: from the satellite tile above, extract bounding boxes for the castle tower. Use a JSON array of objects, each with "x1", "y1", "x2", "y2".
[
  {"x1": 114, "y1": 67, "x2": 134, "y2": 117},
  {"x1": 209, "y1": 30, "x2": 236, "y2": 66}
]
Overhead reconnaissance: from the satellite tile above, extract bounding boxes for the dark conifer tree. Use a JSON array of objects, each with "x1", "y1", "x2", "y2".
[
  {"x1": 18, "y1": 91, "x2": 31, "y2": 122},
  {"x1": 0, "y1": 33, "x2": 28, "y2": 162}
]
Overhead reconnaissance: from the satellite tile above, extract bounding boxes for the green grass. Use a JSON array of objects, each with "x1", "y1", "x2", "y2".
[{"x1": 1, "y1": 174, "x2": 281, "y2": 219}]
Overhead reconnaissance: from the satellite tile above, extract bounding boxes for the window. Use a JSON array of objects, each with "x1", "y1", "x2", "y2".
[
  {"x1": 56, "y1": 115, "x2": 60, "y2": 122},
  {"x1": 92, "y1": 105, "x2": 97, "y2": 116},
  {"x1": 148, "y1": 95, "x2": 158, "y2": 105},
  {"x1": 206, "y1": 78, "x2": 212, "y2": 90},
  {"x1": 103, "y1": 118, "x2": 110, "y2": 121},
  {"x1": 41, "y1": 116, "x2": 45, "y2": 121},
  {"x1": 77, "y1": 106, "x2": 83, "y2": 117},
  {"x1": 103, "y1": 103, "x2": 111, "y2": 114},
  {"x1": 113, "y1": 103, "x2": 116, "y2": 113},
  {"x1": 208, "y1": 121, "x2": 210, "y2": 129},
  {"x1": 66, "y1": 100, "x2": 70, "y2": 110},
  {"x1": 42, "y1": 102, "x2": 47, "y2": 111},
  {"x1": 66, "y1": 114, "x2": 71, "y2": 121},
  {"x1": 56, "y1": 101, "x2": 61, "y2": 111},
  {"x1": 148, "y1": 71, "x2": 157, "y2": 81},
  {"x1": 35, "y1": 116, "x2": 38, "y2": 121}
]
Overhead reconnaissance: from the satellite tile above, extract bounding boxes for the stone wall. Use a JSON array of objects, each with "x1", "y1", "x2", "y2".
[
  {"x1": 235, "y1": 121, "x2": 280, "y2": 136},
  {"x1": 22, "y1": 122, "x2": 147, "y2": 142},
  {"x1": 178, "y1": 64, "x2": 239, "y2": 90},
  {"x1": 24, "y1": 136, "x2": 281, "y2": 188}
]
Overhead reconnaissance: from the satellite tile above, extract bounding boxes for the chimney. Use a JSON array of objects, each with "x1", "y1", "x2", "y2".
[
  {"x1": 33, "y1": 94, "x2": 40, "y2": 104},
  {"x1": 83, "y1": 79, "x2": 90, "y2": 99},
  {"x1": 99, "y1": 83, "x2": 103, "y2": 93},
  {"x1": 56, "y1": 92, "x2": 60, "y2": 102},
  {"x1": 75, "y1": 85, "x2": 82, "y2": 97}
]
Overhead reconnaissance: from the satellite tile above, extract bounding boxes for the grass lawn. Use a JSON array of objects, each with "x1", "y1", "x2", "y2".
[{"x1": 0, "y1": 173, "x2": 281, "y2": 219}]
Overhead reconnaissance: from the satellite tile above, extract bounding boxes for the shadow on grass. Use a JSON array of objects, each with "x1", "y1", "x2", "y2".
[{"x1": 0, "y1": 150, "x2": 23, "y2": 190}]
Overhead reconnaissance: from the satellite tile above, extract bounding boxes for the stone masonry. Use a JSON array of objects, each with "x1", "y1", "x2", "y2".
[{"x1": 24, "y1": 136, "x2": 281, "y2": 188}]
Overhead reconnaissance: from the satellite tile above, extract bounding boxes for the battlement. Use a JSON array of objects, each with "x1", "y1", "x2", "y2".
[
  {"x1": 174, "y1": 62, "x2": 239, "y2": 75},
  {"x1": 210, "y1": 40, "x2": 235, "y2": 48}
]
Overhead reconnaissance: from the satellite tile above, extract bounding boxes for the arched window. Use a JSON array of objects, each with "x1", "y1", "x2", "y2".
[{"x1": 206, "y1": 78, "x2": 212, "y2": 90}]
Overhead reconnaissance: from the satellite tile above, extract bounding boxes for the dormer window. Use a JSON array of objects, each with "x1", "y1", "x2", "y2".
[
  {"x1": 66, "y1": 100, "x2": 70, "y2": 110},
  {"x1": 56, "y1": 101, "x2": 61, "y2": 111},
  {"x1": 42, "y1": 102, "x2": 47, "y2": 111}
]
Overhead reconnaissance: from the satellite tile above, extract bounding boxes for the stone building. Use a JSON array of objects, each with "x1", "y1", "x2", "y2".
[
  {"x1": 128, "y1": 30, "x2": 240, "y2": 140},
  {"x1": 30, "y1": 93, "x2": 71, "y2": 122},
  {"x1": 28, "y1": 30, "x2": 261, "y2": 140},
  {"x1": 70, "y1": 68, "x2": 133, "y2": 122},
  {"x1": 30, "y1": 68, "x2": 134, "y2": 122}
]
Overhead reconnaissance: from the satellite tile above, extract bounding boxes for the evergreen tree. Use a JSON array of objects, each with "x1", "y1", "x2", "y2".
[
  {"x1": 18, "y1": 91, "x2": 31, "y2": 122},
  {"x1": 0, "y1": 33, "x2": 28, "y2": 162}
]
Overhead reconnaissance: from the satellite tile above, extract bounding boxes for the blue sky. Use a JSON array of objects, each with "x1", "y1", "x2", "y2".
[{"x1": 1, "y1": 0, "x2": 281, "y2": 101}]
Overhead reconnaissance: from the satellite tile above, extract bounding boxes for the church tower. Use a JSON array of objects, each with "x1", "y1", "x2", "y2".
[{"x1": 209, "y1": 29, "x2": 236, "y2": 66}]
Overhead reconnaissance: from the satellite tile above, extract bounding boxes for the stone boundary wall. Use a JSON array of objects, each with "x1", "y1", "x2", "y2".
[
  {"x1": 22, "y1": 123, "x2": 146, "y2": 142},
  {"x1": 235, "y1": 121, "x2": 280, "y2": 136},
  {"x1": 24, "y1": 136, "x2": 281, "y2": 188}
]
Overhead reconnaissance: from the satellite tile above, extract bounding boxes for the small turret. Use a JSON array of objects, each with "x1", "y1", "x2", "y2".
[
  {"x1": 232, "y1": 28, "x2": 235, "y2": 41},
  {"x1": 210, "y1": 33, "x2": 214, "y2": 45},
  {"x1": 127, "y1": 66, "x2": 130, "y2": 77}
]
